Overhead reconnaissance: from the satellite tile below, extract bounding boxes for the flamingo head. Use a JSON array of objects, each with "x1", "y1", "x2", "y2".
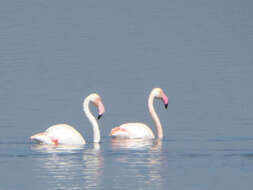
[
  {"x1": 89, "y1": 93, "x2": 105, "y2": 119},
  {"x1": 152, "y1": 88, "x2": 169, "y2": 109}
]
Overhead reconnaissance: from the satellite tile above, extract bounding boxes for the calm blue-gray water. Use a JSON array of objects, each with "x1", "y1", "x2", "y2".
[{"x1": 1, "y1": 0, "x2": 253, "y2": 189}]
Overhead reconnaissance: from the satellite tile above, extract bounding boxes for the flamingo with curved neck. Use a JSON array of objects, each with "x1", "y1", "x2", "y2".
[
  {"x1": 110, "y1": 88, "x2": 168, "y2": 139},
  {"x1": 30, "y1": 93, "x2": 105, "y2": 145}
]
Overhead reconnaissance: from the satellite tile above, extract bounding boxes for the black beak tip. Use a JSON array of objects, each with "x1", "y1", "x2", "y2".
[
  {"x1": 165, "y1": 104, "x2": 168, "y2": 109},
  {"x1": 97, "y1": 114, "x2": 103, "y2": 120}
]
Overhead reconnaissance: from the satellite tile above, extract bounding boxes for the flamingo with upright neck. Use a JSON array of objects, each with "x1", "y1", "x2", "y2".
[
  {"x1": 30, "y1": 93, "x2": 105, "y2": 145},
  {"x1": 110, "y1": 88, "x2": 168, "y2": 139}
]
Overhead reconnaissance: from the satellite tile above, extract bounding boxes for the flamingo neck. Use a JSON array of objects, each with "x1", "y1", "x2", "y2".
[
  {"x1": 83, "y1": 98, "x2": 100, "y2": 143},
  {"x1": 148, "y1": 93, "x2": 163, "y2": 139}
]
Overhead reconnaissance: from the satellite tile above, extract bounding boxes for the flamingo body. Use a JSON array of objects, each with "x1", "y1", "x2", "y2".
[
  {"x1": 31, "y1": 124, "x2": 86, "y2": 145},
  {"x1": 110, "y1": 123, "x2": 155, "y2": 139}
]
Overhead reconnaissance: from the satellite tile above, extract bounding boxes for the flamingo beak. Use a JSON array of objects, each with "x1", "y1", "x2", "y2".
[
  {"x1": 97, "y1": 114, "x2": 103, "y2": 120},
  {"x1": 161, "y1": 93, "x2": 169, "y2": 109},
  {"x1": 97, "y1": 101, "x2": 105, "y2": 120}
]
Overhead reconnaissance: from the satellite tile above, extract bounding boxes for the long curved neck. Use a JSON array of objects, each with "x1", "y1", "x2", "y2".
[
  {"x1": 83, "y1": 98, "x2": 100, "y2": 143},
  {"x1": 148, "y1": 93, "x2": 163, "y2": 139}
]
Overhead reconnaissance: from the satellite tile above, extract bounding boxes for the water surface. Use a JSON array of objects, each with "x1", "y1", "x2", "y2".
[{"x1": 1, "y1": 0, "x2": 253, "y2": 189}]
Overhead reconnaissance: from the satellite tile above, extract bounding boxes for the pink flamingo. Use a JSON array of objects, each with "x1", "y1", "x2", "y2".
[
  {"x1": 30, "y1": 93, "x2": 105, "y2": 145},
  {"x1": 110, "y1": 88, "x2": 168, "y2": 139}
]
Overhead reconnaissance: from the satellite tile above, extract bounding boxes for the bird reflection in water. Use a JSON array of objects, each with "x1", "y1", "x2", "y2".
[
  {"x1": 31, "y1": 143, "x2": 103, "y2": 190},
  {"x1": 110, "y1": 139, "x2": 164, "y2": 189},
  {"x1": 111, "y1": 138, "x2": 162, "y2": 150}
]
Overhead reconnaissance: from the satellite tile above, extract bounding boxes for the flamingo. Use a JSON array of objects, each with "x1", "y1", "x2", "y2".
[
  {"x1": 30, "y1": 93, "x2": 105, "y2": 145},
  {"x1": 110, "y1": 88, "x2": 168, "y2": 139}
]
